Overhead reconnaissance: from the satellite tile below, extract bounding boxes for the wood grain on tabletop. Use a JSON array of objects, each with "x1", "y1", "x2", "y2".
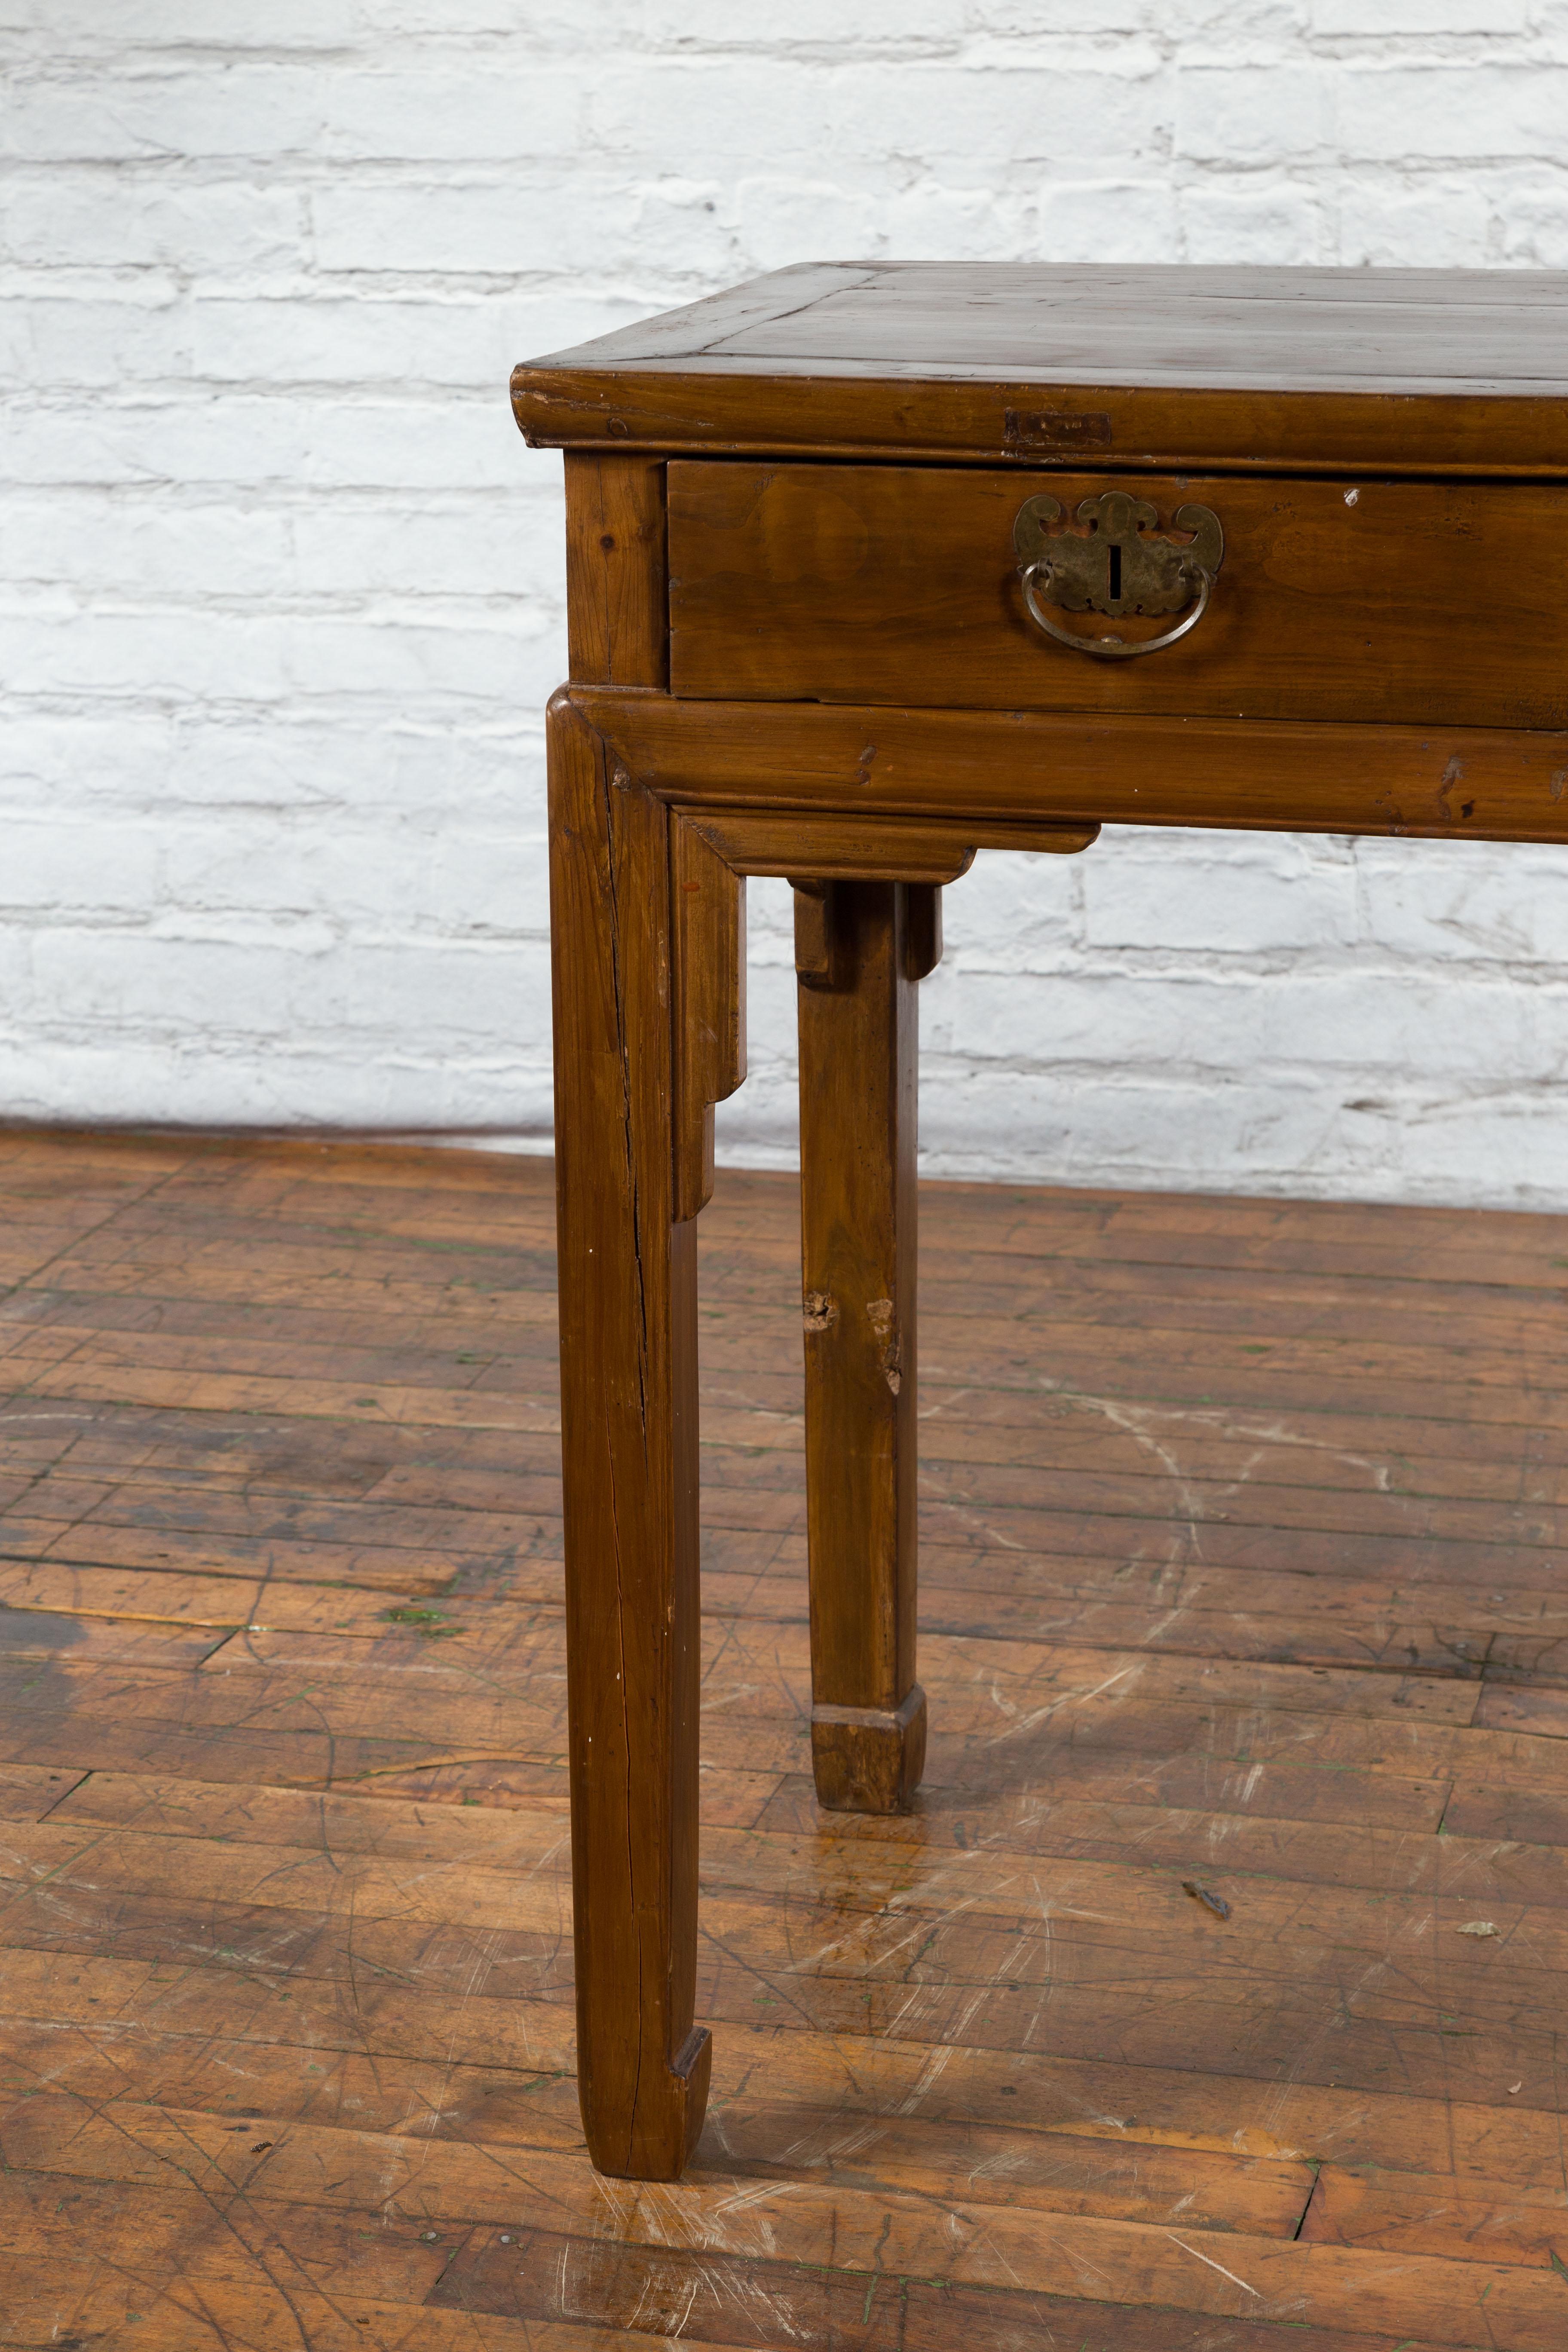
[
  {"x1": 6, "y1": 1129, "x2": 1568, "y2": 2342},
  {"x1": 512, "y1": 261, "x2": 1568, "y2": 472}
]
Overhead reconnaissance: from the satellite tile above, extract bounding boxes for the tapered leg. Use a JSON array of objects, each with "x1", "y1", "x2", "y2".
[
  {"x1": 794, "y1": 879, "x2": 936, "y2": 1813},
  {"x1": 548, "y1": 696, "x2": 709, "y2": 2179}
]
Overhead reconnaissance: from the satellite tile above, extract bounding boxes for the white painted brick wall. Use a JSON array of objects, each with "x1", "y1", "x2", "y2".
[{"x1": 6, "y1": 1, "x2": 1568, "y2": 1204}]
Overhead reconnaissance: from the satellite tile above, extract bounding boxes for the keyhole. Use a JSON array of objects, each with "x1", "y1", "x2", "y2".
[{"x1": 1108, "y1": 544, "x2": 1122, "y2": 603}]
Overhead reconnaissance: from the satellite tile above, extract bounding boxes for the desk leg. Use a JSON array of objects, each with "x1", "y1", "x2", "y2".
[
  {"x1": 549, "y1": 698, "x2": 710, "y2": 2180},
  {"x1": 794, "y1": 879, "x2": 932, "y2": 1813}
]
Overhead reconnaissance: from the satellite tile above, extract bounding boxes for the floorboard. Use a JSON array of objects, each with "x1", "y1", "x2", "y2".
[{"x1": 2, "y1": 1131, "x2": 1567, "y2": 2349}]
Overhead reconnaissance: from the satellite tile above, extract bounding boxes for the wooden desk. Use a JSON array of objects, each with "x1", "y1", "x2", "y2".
[{"x1": 512, "y1": 263, "x2": 1568, "y2": 2181}]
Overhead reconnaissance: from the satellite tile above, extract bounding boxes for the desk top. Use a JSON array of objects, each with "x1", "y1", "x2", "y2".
[{"x1": 512, "y1": 262, "x2": 1568, "y2": 476}]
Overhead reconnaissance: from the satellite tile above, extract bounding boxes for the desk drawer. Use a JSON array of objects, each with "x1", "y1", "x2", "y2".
[{"x1": 668, "y1": 462, "x2": 1568, "y2": 731}]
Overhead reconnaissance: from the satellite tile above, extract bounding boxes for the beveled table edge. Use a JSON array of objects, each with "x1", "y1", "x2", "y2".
[{"x1": 514, "y1": 367, "x2": 1568, "y2": 479}]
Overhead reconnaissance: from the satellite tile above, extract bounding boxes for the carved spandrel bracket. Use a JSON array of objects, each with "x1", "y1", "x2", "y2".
[
  {"x1": 671, "y1": 812, "x2": 746, "y2": 1224},
  {"x1": 681, "y1": 809, "x2": 1096, "y2": 883},
  {"x1": 667, "y1": 798, "x2": 1096, "y2": 1221}
]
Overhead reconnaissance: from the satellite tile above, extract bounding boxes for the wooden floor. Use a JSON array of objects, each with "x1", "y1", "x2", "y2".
[{"x1": 4, "y1": 1133, "x2": 1568, "y2": 2350}]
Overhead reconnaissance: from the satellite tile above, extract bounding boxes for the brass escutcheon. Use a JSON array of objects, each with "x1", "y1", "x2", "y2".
[{"x1": 1014, "y1": 488, "x2": 1224, "y2": 660}]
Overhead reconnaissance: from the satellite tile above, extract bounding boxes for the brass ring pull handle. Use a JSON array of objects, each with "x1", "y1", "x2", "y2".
[
  {"x1": 1014, "y1": 489, "x2": 1223, "y2": 662},
  {"x1": 1020, "y1": 559, "x2": 1213, "y2": 661}
]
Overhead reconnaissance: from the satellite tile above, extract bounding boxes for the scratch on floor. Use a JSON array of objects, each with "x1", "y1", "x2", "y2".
[
  {"x1": 1167, "y1": 2233, "x2": 1261, "y2": 2296},
  {"x1": 987, "y1": 1661, "x2": 1142, "y2": 1743}
]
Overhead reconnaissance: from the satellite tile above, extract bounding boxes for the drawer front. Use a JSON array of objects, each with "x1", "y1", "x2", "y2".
[{"x1": 668, "y1": 462, "x2": 1568, "y2": 730}]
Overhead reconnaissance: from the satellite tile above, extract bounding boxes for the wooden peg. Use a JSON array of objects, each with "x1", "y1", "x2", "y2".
[{"x1": 792, "y1": 880, "x2": 842, "y2": 990}]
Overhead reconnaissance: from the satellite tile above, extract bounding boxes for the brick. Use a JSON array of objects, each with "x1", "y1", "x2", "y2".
[
  {"x1": 0, "y1": 0, "x2": 371, "y2": 42},
  {"x1": 1175, "y1": 66, "x2": 1335, "y2": 165},
  {"x1": 1034, "y1": 179, "x2": 1181, "y2": 263},
  {"x1": 1180, "y1": 180, "x2": 1328, "y2": 264},
  {"x1": 0, "y1": 290, "x2": 192, "y2": 386},
  {"x1": 936, "y1": 852, "x2": 1080, "y2": 975},
  {"x1": 0, "y1": 395, "x2": 525, "y2": 492},
  {"x1": 0, "y1": 606, "x2": 558, "y2": 707},
  {"x1": 1082, "y1": 840, "x2": 1359, "y2": 956},
  {"x1": 0, "y1": 713, "x2": 176, "y2": 811},
  {"x1": 188, "y1": 285, "x2": 636, "y2": 393},
  {"x1": 161, "y1": 821, "x2": 550, "y2": 939},
  {"x1": 1312, "y1": 0, "x2": 1528, "y2": 30},
  {"x1": 1498, "y1": 183, "x2": 1568, "y2": 269},
  {"x1": 3, "y1": 484, "x2": 563, "y2": 606},
  {"x1": 829, "y1": 62, "x2": 1167, "y2": 168},
  {"x1": 291, "y1": 495, "x2": 566, "y2": 604},
  {"x1": 1354, "y1": 845, "x2": 1568, "y2": 967},
  {"x1": 734, "y1": 179, "x2": 887, "y2": 276},
  {"x1": 944, "y1": 961, "x2": 1568, "y2": 1083},
  {"x1": 0, "y1": 67, "x2": 589, "y2": 165},
  {"x1": 587, "y1": 64, "x2": 834, "y2": 165},
  {"x1": 1335, "y1": 65, "x2": 1568, "y2": 163},
  {"x1": 0, "y1": 497, "x2": 293, "y2": 594},
  {"x1": 970, "y1": 0, "x2": 1151, "y2": 34},
  {"x1": 1336, "y1": 174, "x2": 1492, "y2": 268},
  {"x1": 310, "y1": 179, "x2": 607, "y2": 278},
  {"x1": 152, "y1": 719, "x2": 547, "y2": 820},
  {"x1": 883, "y1": 183, "x2": 1024, "y2": 261},
  {"x1": 0, "y1": 819, "x2": 161, "y2": 913},
  {"x1": 655, "y1": 0, "x2": 967, "y2": 37},
  {"x1": 0, "y1": 175, "x2": 303, "y2": 270},
  {"x1": 186, "y1": 293, "x2": 505, "y2": 389}
]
